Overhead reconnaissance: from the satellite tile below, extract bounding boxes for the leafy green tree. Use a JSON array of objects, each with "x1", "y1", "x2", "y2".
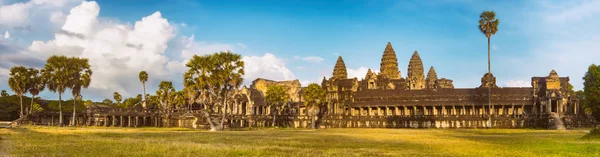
[
  {"x1": 265, "y1": 85, "x2": 289, "y2": 127},
  {"x1": 9, "y1": 66, "x2": 31, "y2": 118},
  {"x1": 113, "y1": 92, "x2": 122, "y2": 105},
  {"x1": 156, "y1": 81, "x2": 176, "y2": 112},
  {"x1": 27, "y1": 68, "x2": 45, "y2": 115},
  {"x1": 31, "y1": 102, "x2": 43, "y2": 113},
  {"x1": 302, "y1": 83, "x2": 326, "y2": 129},
  {"x1": 69, "y1": 57, "x2": 92, "y2": 126},
  {"x1": 184, "y1": 52, "x2": 245, "y2": 131},
  {"x1": 583, "y1": 64, "x2": 600, "y2": 121},
  {"x1": 1, "y1": 90, "x2": 9, "y2": 97},
  {"x1": 139, "y1": 71, "x2": 148, "y2": 102},
  {"x1": 43, "y1": 55, "x2": 71, "y2": 126},
  {"x1": 102, "y1": 99, "x2": 113, "y2": 106},
  {"x1": 84, "y1": 100, "x2": 93, "y2": 107}
]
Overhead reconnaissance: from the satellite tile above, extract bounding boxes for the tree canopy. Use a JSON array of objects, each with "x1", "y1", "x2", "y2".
[
  {"x1": 265, "y1": 85, "x2": 289, "y2": 127},
  {"x1": 583, "y1": 64, "x2": 600, "y2": 121}
]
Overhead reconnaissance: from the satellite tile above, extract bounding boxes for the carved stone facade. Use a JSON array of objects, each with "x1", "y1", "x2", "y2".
[{"x1": 408, "y1": 51, "x2": 425, "y2": 90}]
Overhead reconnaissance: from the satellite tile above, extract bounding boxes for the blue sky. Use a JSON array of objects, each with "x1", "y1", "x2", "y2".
[{"x1": 0, "y1": 0, "x2": 598, "y2": 101}]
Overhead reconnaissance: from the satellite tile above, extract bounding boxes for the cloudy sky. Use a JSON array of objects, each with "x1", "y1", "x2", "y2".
[{"x1": 0, "y1": 0, "x2": 598, "y2": 101}]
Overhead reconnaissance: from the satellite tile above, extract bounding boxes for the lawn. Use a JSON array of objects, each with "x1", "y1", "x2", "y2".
[{"x1": 0, "y1": 126, "x2": 599, "y2": 157}]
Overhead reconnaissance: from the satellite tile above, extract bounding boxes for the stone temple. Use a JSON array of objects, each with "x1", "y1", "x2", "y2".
[{"x1": 22, "y1": 42, "x2": 592, "y2": 129}]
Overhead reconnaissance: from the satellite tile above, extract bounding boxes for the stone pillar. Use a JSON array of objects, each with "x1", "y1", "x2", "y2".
[
  {"x1": 377, "y1": 107, "x2": 381, "y2": 116},
  {"x1": 395, "y1": 106, "x2": 399, "y2": 116},
  {"x1": 359, "y1": 107, "x2": 364, "y2": 116},
  {"x1": 423, "y1": 106, "x2": 427, "y2": 115},
  {"x1": 368, "y1": 107, "x2": 372, "y2": 116}
]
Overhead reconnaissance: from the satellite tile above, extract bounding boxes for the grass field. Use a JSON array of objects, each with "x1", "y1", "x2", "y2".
[{"x1": 1, "y1": 126, "x2": 599, "y2": 157}]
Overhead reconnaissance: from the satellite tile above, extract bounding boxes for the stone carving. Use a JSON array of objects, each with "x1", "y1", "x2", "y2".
[{"x1": 425, "y1": 66, "x2": 438, "y2": 89}]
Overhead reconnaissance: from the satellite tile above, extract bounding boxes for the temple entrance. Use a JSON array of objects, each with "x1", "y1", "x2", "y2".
[
  {"x1": 551, "y1": 100, "x2": 557, "y2": 113},
  {"x1": 241, "y1": 102, "x2": 247, "y2": 115}
]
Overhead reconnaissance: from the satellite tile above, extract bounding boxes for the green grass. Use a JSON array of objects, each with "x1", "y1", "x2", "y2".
[{"x1": 1, "y1": 126, "x2": 599, "y2": 157}]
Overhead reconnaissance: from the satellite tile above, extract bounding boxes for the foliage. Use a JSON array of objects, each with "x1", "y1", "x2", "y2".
[
  {"x1": 156, "y1": 81, "x2": 176, "y2": 111},
  {"x1": 42, "y1": 55, "x2": 71, "y2": 126},
  {"x1": 266, "y1": 85, "x2": 289, "y2": 127},
  {"x1": 113, "y1": 92, "x2": 122, "y2": 104},
  {"x1": 139, "y1": 71, "x2": 148, "y2": 100},
  {"x1": 478, "y1": 11, "x2": 500, "y2": 38},
  {"x1": 26, "y1": 68, "x2": 45, "y2": 114},
  {"x1": 1, "y1": 90, "x2": 8, "y2": 97},
  {"x1": 184, "y1": 51, "x2": 245, "y2": 131},
  {"x1": 122, "y1": 97, "x2": 142, "y2": 108},
  {"x1": 9, "y1": 66, "x2": 30, "y2": 117},
  {"x1": 31, "y1": 102, "x2": 43, "y2": 113},
  {"x1": 47, "y1": 99, "x2": 85, "y2": 113},
  {"x1": 302, "y1": 83, "x2": 326, "y2": 129},
  {"x1": 583, "y1": 128, "x2": 600, "y2": 139},
  {"x1": 583, "y1": 64, "x2": 600, "y2": 121},
  {"x1": 173, "y1": 90, "x2": 186, "y2": 110},
  {"x1": 102, "y1": 99, "x2": 114, "y2": 106}
]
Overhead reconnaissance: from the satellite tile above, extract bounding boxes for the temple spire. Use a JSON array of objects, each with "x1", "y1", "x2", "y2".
[
  {"x1": 332, "y1": 56, "x2": 348, "y2": 79},
  {"x1": 408, "y1": 50, "x2": 425, "y2": 90},
  {"x1": 426, "y1": 66, "x2": 438, "y2": 89},
  {"x1": 380, "y1": 42, "x2": 401, "y2": 79}
]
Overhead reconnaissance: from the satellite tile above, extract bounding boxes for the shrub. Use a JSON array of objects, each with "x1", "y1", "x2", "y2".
[{"x1": 583, "y1": 128, "x2": 600, "y2": 139}]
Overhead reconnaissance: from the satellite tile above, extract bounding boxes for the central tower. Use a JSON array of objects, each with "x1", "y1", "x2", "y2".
[{"x1": 379, "y1": 42, "x2": 402, "y2": 79}]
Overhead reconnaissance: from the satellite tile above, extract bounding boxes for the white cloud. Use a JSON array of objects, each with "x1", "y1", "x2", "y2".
[
  {"x1": 294, "y1": 55, "x2": 324, "y2": 63},
  {"x1": 179, "y1": 34, "x2": 235, "y2": 60},
  {"x1": 242, "y1": 53, "x2": 295, "y2": 85},
  {"x1": 546, "y1": 0, "x2": 600, "y2": 23},
  {"x1": 504, "y1": 80, "x2": 530, "y2": 87},
  {"x1": 20, "y1": 1, "x2": 177, "y2": 99},
  {"x1": 49, "y1": 11, "x2": 66, "y2": 25},
  {"x1": 3, "y1": 31, "x2": 9, "y2": 39},
  {"x1": 347, "y1": 67, "x2": 378, "y2": 80},
  {"x1": 0, "y1": 2, "x2": 31, "y2": 27}
]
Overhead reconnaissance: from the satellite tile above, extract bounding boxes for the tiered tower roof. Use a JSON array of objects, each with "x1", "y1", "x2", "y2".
[
  {"x1": 332, "y1": 56, "x2": 348, "y2": 79},
  {"x1": 379, "y1": 42, "x2": 401, "y2": 79},
  {"x1": 408, "y1": 51, "x2": 425, "y2": 89}
]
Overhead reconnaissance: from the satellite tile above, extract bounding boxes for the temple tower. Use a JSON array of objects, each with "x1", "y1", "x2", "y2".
[
  {"x1": 425, "y1": 66, "x2": 438, "y2": 89},
  {"x1": 379, "y1": 42, "x2": 402, "y2": 79},
  {"x1": 408, "y1": 51, "x2": 425, "y2": 90},
  {"x1": 332, "y1": 56, "x2": 348, "y2": 79}
]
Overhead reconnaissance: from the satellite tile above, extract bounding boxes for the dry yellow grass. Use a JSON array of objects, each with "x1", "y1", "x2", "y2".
[{"x1": 0, "y1": 126, "x2": 599, "y2": 157}]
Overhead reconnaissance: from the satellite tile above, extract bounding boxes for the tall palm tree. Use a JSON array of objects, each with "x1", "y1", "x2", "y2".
[
  {"x1": 43, "y1": 55, "x2": 71, "y2": 126},
  {"x1": 69, "y1": 57, "x2": 92, "y2": 126},
  {"x1": 8, "y1": 66, "x2": 30, "y2": 118},
  {"x1": 156, "y1": 81, "x2": 175, "y2": 112},
  {"x1": 479, "y1": 11, "x2": 499, "y2": 120},
  {"x1": 27, "y1": 68, "x2": 45, "y2": 115},
  {"x1": 479, "y1": 11, "x2": 499, "y2": 74},
  {"x1": 139, "y1": 71, "x2": 148, "y2": 102}
]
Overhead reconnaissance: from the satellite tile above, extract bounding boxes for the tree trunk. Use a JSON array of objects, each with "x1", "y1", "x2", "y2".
[
  {"x1": 219, "y1": 94, "x2": 228, "y2": 130},
  {"x1": 143, "y1": 82, "x2": 146, "y2": 101},
  {"x1": 19, "y1": 94, "x2": 23, "y2": 118},
  {"x1": 72, "y1": 96, "x2": 77, "y2": 126},
  {"x1": 30, "y1": 95, "x2": 35, "y2": 115},
  {"x1": 202, "y1": 110, "x2": 218, "y2": 131},
  {"x1": 487, "y1": 37, "x2": 492, "y2": 127},
  {"x1": 59, "y1": 93, "x2": 63, "y2": 127},
  {"x1": 272, "y1": 105, "x2": 277, "y2": 127}
]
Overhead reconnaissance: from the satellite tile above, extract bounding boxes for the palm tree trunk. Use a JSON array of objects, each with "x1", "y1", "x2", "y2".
[
  {"x1": 219, "y1": 95, "x2": 228, "y2": 130},
  {"x1": 30, "y1": 95, "x2": 35, "y2": 115},
  {"x1": 59, "y1": 93, "x2": 63, "y2": 127},
  {"x1": 272, "y1": 106, "x2": 277, "y2": 127},
  {"x1": 487, "y1": 37, "x2": 492, "y2": 127},
  {"x1": 143, "y1": 83, "x2": 146, "y2": 102},
  {"x1": 19, "y1": 94, "x2": 23, "y2": 118},
  {"x1": 72, "y1": 96, "x2": 77, "y2": 126}
]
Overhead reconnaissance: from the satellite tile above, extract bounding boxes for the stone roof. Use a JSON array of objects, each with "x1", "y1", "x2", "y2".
[
  {"x1": 332, "y1": 56, "x2": 348, "y2": 79},
  {"x1": 426, "y1": 66, "x2": 437, "y2": 80},
  {"x1": 379, "y1": 42, "x2": 401, "y2": 79},
  {"x1": 408, "y1": 51, "x2": 425, "y2": 89}
]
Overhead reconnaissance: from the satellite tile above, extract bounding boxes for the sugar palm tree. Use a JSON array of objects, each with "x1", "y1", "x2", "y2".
[
  {"x1": 69, "y1": 57, "x2": 92, "y2": 126},
  {"x1": 43, "y1": 55, "x2": 71, "y2": 126},
  {"x1": 479, "y1": 11, "x2": 499, "y2": 121},
  {"x1": 139, "y1": 71, "x2": 148, "y2": 102},
  {"x1": 8, "y1": 66, "x2": 30, "y2": 118},
  {"x1": 1, "y1": 90, "x2": 8, "y2": 97},
  {"x1": 113, "y1": 92, "x2": 122, "y2": 105},
  {"x1": 479, "y1": 11, "x2": 499, "y2": 74},
  {"x1": 156, "y1": 81, "x2": 175, "y2": 112},
  {"x1": 27, "y1": 68, "x2": 45, "y2": 115}
]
